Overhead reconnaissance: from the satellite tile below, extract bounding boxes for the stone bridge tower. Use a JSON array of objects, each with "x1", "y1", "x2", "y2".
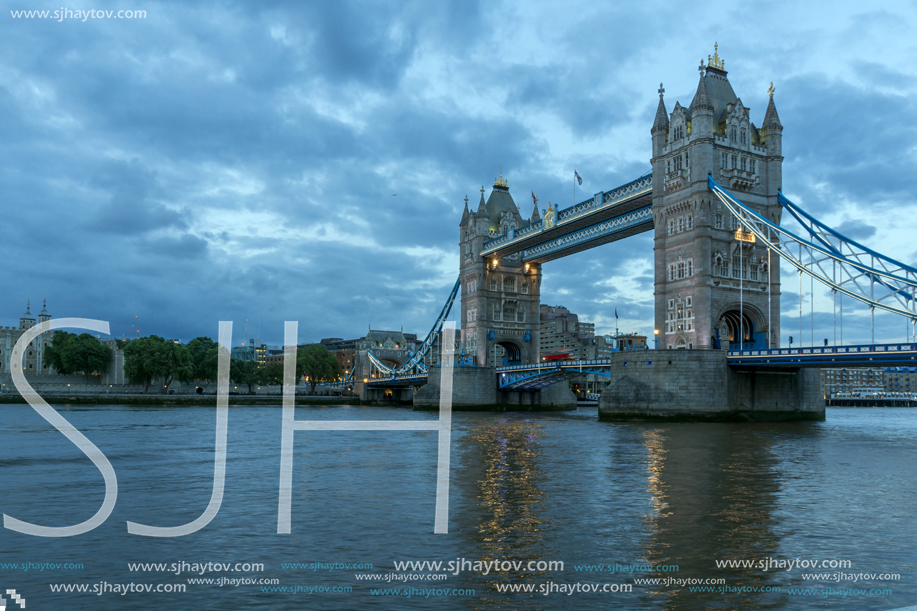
[
  {"x1": 651, "y1": 46, "x2": 783, "y2": 350},
  {"x1": 459, "y1": 173, "x2": 543, "y2": 366}
]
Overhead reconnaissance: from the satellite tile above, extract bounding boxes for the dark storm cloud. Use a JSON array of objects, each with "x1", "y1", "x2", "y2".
[
  {"x1": 781, "y1": 72, "x2": 917, "y2": 208},
  {"x1": 87, "y1": 159, "x2": 190, "y2": 234}
]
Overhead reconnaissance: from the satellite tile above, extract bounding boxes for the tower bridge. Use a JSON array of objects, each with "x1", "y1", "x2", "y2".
[{"x1": 355, "y1": 47, "x2": 917, "y2": 420}]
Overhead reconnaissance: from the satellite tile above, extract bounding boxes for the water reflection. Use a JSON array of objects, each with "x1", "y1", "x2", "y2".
[
  {"x1": 459, "y1": 416, "x2": 554, "y2": 608},
  {"x1": 638, "y1": 425, "x2": 785, "y2": 610}
]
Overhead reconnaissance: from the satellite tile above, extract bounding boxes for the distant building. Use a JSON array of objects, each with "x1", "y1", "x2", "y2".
[
  {"x1": 311, "y1": 329, "x2": 420, "y2": 381},
  {"x1": 0, "y1": 300, "x2": 54, "y2": 377},
  {"x1": 539, "y1": 305, "x2": 612, "y2": 361},
  {"x1": 820, "y1": 367, "x2": 886, "y2": 398},
  {"x1": 884, "y1": 367, "x2": 917, "y2": 394},
  {"x1": 0, "y1": 299, "x2": 127, "y2": 388},
  {"x1": 319, "y1": 337, "x2": 358, "y2": 376},
  {"x1": 232, "y1": 339, "x2": 281, "y2": 366},
  {"x1": 615, "y1": 332, "x2": 648, "y2": 351}
]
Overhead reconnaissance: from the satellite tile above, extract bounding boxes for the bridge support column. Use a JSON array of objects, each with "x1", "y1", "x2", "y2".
[
  {"x1": 413, "y1": 367, "x2": 576, "y2": 411},
  {"x1": 598, "y1": 351, "x2": 824, "y2": 421}
]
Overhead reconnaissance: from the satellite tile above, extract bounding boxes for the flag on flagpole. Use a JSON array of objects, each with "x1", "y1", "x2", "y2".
[
  {"x1": 615, "y1": 308, "x2": 618, "y2": 319},
  {"x1": 574, "y1": 170, "x2": 582, "y2": 185}
]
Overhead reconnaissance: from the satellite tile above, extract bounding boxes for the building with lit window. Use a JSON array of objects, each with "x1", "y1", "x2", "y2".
[{"x1": 820, "y1": 367, "x2": 885, "y2": 398}]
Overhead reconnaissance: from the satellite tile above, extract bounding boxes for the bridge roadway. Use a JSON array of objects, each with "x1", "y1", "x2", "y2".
[{"x1": 480, "y1": 175, "x2": 653, "y2": 263}]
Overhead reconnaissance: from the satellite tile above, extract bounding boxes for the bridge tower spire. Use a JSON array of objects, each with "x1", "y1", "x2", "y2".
[{"x1": 652, "y1": 47, "x2": 783, "y2": 350}]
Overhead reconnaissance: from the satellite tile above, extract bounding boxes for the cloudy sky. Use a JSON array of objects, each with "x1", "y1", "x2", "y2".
[{"x1": 2, "y1": 0, "x2": 917, "y2": 347}]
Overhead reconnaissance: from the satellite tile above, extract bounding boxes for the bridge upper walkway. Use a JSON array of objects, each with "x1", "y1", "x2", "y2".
[{"x1": 480, "y1": 175, "x2": 653, "y2": 263}]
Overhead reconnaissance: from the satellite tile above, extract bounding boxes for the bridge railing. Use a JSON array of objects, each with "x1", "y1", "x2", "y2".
[
  {"x1": 497, "y1": 358, "x2": 614, "y2": 372},
  {"x1": 727, "y1": 343, "x2": 917, "y2": 358}
]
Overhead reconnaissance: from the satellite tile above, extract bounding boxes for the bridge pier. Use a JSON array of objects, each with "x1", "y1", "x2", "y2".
[
  {"x1": 413, "y1": 366, "x2": 576, "y2": 411},
  {"x1": 598, "y1": 350, "x2": 823, "y2": 422},
  {"x1": 355, "y1": 383, "x2": 415, "y2": 404}
]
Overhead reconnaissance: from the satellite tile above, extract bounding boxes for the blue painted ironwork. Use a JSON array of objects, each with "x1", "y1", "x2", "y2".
[
  {"x1": 481, "y1": 175, "x2": 653, "y2": 257},
  {"x1": 708, "y1": 176, "x2": 917, "y2": 321},
  {"x1": 364, "y1": 276, "x2": 460, "y2": 380},
  {"x1": 355, "y1": 276, "x2": 460, "y2": 386},
  {"x1": 521, "y1": 206, "x2": 652, "y2": 262},
  {"x1": 365, "y1": 373, "x2": 429, "y2": 386},
  {"x1": 496, "y1": 358, "x2": 615, "y2": 390},
  {"x1": 727, "y1": 343, "x2": 917, "y2": 367}
]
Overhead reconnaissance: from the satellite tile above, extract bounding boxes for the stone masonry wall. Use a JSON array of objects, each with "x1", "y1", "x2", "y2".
[{"x1": 599, "y1": 350, "x2": 824, "y2": 421}]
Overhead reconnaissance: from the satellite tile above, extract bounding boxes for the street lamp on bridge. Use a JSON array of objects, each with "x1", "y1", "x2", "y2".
[{"x1": 654, "y1": 329, "x2": 659, "y2": 350}]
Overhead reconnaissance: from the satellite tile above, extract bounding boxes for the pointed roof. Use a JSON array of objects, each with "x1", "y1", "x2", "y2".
[
  {"x1": 476, "y1": 186, "x2": 486, "y2": 214},
  {"x1": 460, "y1": 195, "x2": 469, "y2": 224},
  {"x1": 531, "y1": 200, "x2": 540, "y2": 223},
  {"x1": 21, "y1": 300, "x2": 34, "y2": 319},
  {"x1": 483, "y1": 186, "x2": 521, "y2": 231},
  {"x1": 763, "y1": 83, "x2": 782, "y2": 129},
  {"x1": 40, "y1": 297, "x2": 49, "y2": 316},
  {"x1": 690, "y1": 73, "x2": 713, "y2": 112},
  {"x1": 652, "y1": 83, "x2": 669, "y2": 133}
]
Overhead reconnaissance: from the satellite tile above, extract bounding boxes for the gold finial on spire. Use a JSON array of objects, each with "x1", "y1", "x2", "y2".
[
  {"x1": 494, "y1": 169, "x2": 508, "y2": 188},
  {"x1": 708, "y1": 42, "x2": 725, "y2": 70},
  {"x1": 768, "y1": 82, "x2": 775, "y2": 98}
]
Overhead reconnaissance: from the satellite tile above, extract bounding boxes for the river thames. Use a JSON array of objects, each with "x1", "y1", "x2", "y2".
[{"x1": 0, "y1": 404, "x2": 914, "y2": 610}]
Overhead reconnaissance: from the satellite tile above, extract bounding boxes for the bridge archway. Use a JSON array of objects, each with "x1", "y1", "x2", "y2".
[
  {"x1": 716, "y1": 305, "x2": 764, "y2": 349},
  {"x1": 489, "y1": 338, "x2": 527, "y2": 367}
]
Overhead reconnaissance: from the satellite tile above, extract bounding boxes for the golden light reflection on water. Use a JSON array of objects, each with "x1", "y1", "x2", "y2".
[
  {"x1": 643, "y1": 429, "x2": 672, "y2": 520},
  {"x1": 637, "y1": 426, "x2": 785, "y2": 611},
  {"x1": 464, "y1": 417, "x2": 557, "y2": 609}
]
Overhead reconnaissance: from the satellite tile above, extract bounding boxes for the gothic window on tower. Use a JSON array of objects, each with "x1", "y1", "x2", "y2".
[
  {"x1": 730, "y1": 126, "x2": 737, "y2": 141},
  {"x1": 668, "y1": 264, "x2": 676, "y2": 281},
  {"x1": 741, "y1": 157, "x2": 747, "y2": 171},
  {"x1": 490, "y1": 280, "x2": 497, "y2": 291},
  {"x1": 740, "y1": 129, "x2": 746, "y2": 144},
  {"x1": 504, "y1": 277, "x2": 515, "y2": 292},
  {"x1": 668, "y1": 219, "x2": 674, "y2": 235},
  {"x1": 732, "y1": 257, "x2": 748, "y2": 279},
  {"x1": 750, "y1": 159, "x2": 756, "y2": 173},
  {"x1": 715, "y1": 212, "x2": 724, "y2": 229},
  {"x1": 721, "y1": 152, "x2": 728, "y2": 168},
  {"x1": 686, "y1": 296, "x2": 693, "y2": 307},
  {"x1": 668, "y1": 299, "x2": 675, "y2": 310},
  {"x1": 521, "y1": 283, "x2": 529, "y2": 294},
  {"x1": 503, "y1": 305, "x2": 516, "y2": 321},
  {"x1": 493, "y1": 305, "x2": 501, "y2": 321},
  {"x1": 674, "y1": 155, "x2": 682, "y2": 171},
  {"x1": 687, "y1": 213, "x2": 693, "y2": 230},
  {"x1": 685, "y1": 152, "x2": 689, "y2": 167},
  {"x1": 667, "y1": 159, "x2": 671, "y2": 173},
  {"x1": 731, "y1": 155, "x2": 737, "y2": 169},
  {"x1": 678, "y1": 217, "x2": 684, "y2": 232},
  {"x1": 714, "y1": 254, "x2": 727, "y2": 276}
]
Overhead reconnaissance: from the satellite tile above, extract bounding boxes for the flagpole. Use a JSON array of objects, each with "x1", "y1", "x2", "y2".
[{"x1": 573, "y1": 168, "x2": 576, "y2": 206}]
